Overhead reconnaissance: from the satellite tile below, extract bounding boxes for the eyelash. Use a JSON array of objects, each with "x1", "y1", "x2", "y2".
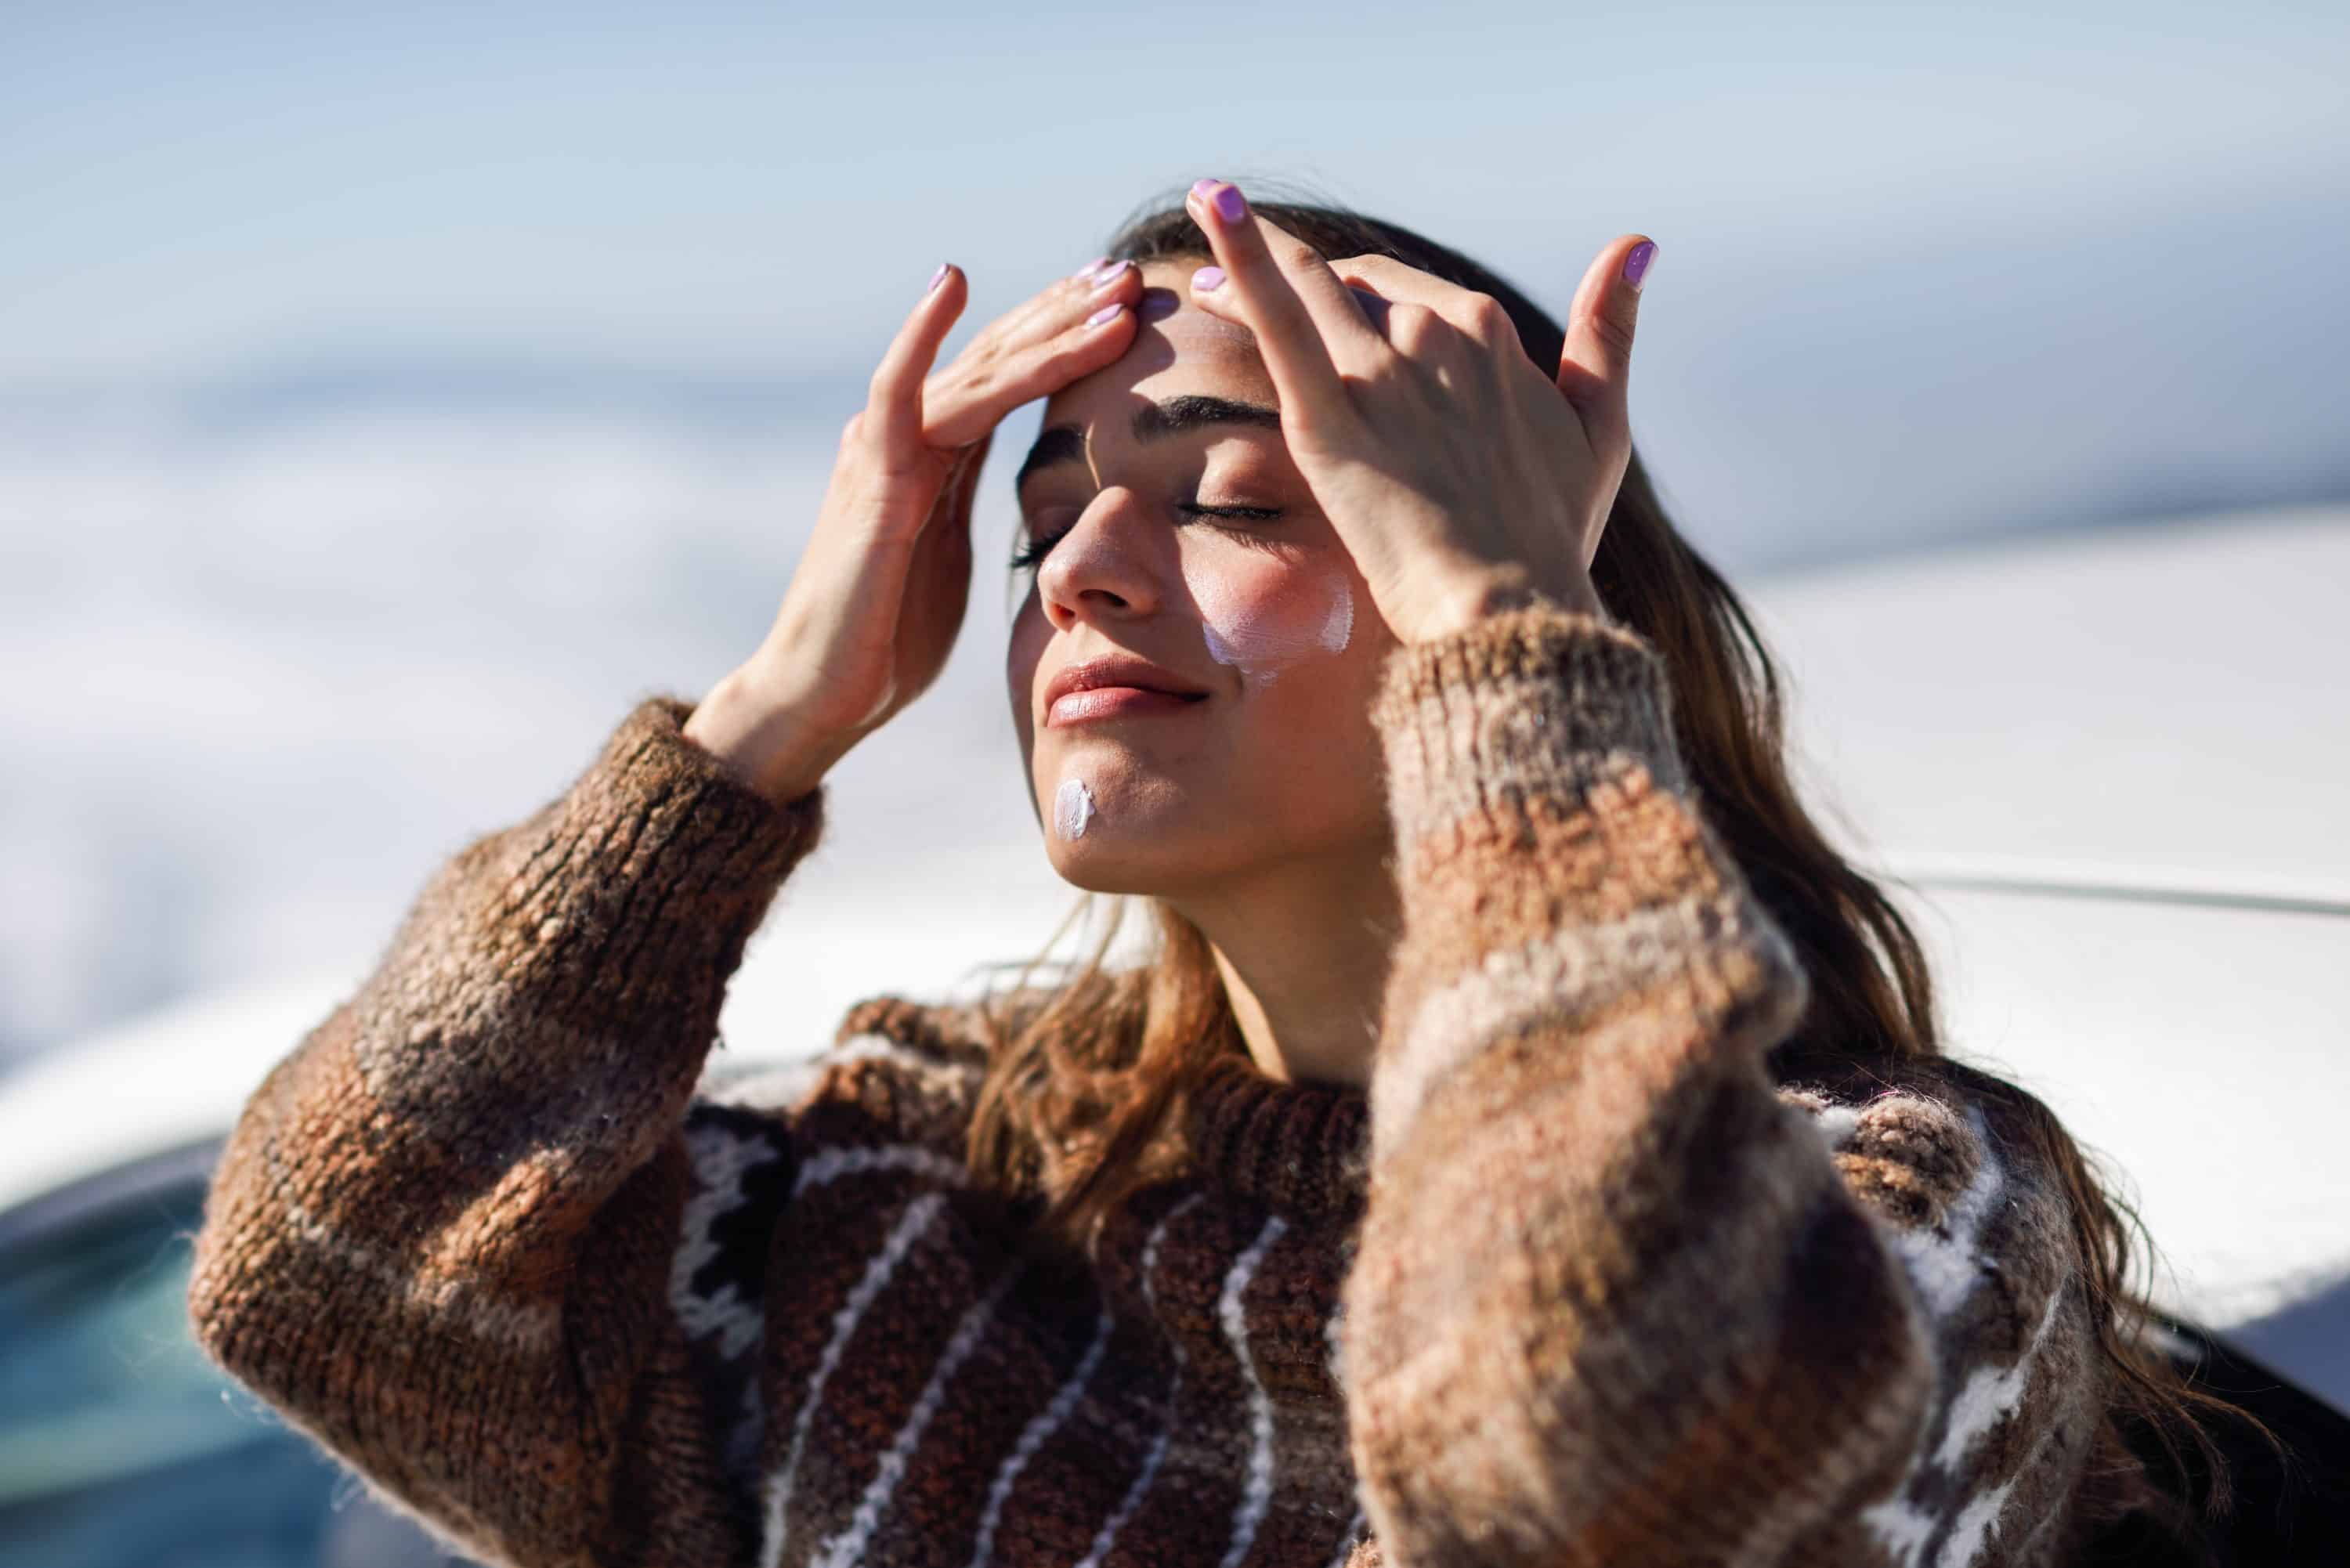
[{"x1": 1007, "y1": 503, "x2": 1285, "y2": 573}]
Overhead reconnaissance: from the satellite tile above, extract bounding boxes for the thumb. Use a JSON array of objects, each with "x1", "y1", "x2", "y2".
[{"x1": 1556, "y1": 235, "x2": 1654, "y2": 436}]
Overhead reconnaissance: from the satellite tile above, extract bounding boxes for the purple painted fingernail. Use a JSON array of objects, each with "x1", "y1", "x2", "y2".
[
  {"x1": 1191, "y1": 265, "x2": 1227, "y2": 293},
  {"x1": 1071, "y1": 255, "x2": 1111, "y2": 280},
  {"x1": 1213, "y1": 183, "x2": 1248, "y2": 223},
  {"x1": 1086, "y1": 302, "x2": 1123, "y2": 327},
  {"x1": 1088, "y1": 258, "x2": 1133, "y2": 291},
  {"x1": 1622, "y1": 240, "x2": 1657, "y2": 292},
  {"x1": 927, "y1": 262, "x2": 950, "y2": 293}
]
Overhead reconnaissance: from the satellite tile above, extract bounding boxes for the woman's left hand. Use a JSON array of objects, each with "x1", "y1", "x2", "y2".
[{"x1": 1180, "y1": 178, "x2": 1654, "y2": 642}]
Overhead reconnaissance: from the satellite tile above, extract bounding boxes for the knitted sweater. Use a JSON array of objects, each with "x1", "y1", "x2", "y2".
[{"x1": 189, "y1": 604, "x2": 2108, "y2": 1568}]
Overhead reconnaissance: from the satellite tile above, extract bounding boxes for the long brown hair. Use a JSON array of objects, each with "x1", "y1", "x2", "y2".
[{"x1": 964, "y1": 187, "x2": 2261, "y2": 1549}]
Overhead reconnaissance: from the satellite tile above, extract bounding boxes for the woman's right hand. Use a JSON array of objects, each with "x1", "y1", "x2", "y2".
[{"x1": 685, "y1": 258, "x2": 1144, "y2": 804}]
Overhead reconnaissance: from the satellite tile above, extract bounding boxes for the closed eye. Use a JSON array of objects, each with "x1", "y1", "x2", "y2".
[
  {"x1": 1007, "y1": 503, "x2": 1285, "y2": 573},
  {"x1": 1182, "y1": 503, "x2": 1282, "y2": 522},
  {"x1": 1006, "y1": 526, "x2": 1071, "y2": 573}
]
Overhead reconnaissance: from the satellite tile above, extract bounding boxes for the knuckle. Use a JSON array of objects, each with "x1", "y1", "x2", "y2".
[
  {"x1": 1275, "y1": 240, "x2": 1322, "y2": 275},
  {"x1": 1591, "y1": 306, "x2": 1639, "y2": 360},
  {"x1": 1462, "y1": 291, "x2": 1510, "y2": 336},
  {"x1": 1390, "y1": 302, "x2": 1444, "y2": 349}
]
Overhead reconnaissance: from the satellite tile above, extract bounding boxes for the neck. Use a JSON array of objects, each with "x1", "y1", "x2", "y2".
[{"x1": 1168, "y1": 845, "x2": 1401, "y2": 1093}]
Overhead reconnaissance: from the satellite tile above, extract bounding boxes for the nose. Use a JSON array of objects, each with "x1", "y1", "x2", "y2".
[{"x1": 1036, "y1": 489, "x2": 1164, "y2": 634}]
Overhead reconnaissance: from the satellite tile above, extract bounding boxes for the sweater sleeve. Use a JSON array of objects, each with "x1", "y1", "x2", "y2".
[
  {"x1": 1338, "y1": 603, "x2": 2099, "y2": 1568},
  {"x1": 187, "y1": 697, "x2": 851, "y2": 1567}
]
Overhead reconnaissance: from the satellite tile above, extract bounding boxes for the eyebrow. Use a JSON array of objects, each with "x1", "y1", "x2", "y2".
[{"x1": 1014, "y1": 394, "x2": 1282, "y2": 494}]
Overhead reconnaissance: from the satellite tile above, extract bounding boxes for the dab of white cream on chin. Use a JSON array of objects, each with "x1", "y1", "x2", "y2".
[{"x1": 1054, "y1": 776, "x2": 1096, "y2": 839}]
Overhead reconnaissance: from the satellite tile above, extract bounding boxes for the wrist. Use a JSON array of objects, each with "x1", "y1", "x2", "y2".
[
  {"x1": 1395, "y1": 569, "x2": 1603, "y2": 642},
  {"x1": 682, "y1": 670, "x2": 847, "y2": 806}
]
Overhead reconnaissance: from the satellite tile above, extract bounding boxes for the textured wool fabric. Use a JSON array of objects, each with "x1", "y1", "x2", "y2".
[{"x1": 190, "y1": 604, "x2": 2106, "y2": 1568}]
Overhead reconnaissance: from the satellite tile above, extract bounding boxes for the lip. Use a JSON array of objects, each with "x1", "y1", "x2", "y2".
[{"x1": 1044, "y1": 655, "x2": 1209, "y2": 728}]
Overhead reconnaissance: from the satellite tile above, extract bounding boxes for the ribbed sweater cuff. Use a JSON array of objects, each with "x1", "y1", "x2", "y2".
[
  {"x1": 510, "y1": 694, "x2": 828, "y2": 992},
  {"x1": 1369, "y1": 601, "x2": 1679, "y2": 874},
  {"x1": 590, "y1": 694, "x2": 828, "y2": 897}
]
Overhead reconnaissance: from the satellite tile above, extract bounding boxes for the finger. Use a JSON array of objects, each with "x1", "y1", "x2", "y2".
[
  {"x1": 972, "y1": 255, "x2": 1143, "y2": 359},
  {"x1": 1191, "y1": 187, "x2": 1386, "y2": 363},
  {"x1": 1326, "y1": 254, "x2": 1522, "y2": 353},
  {"x1": 922, "y1": 269, "x2": 1141, "y2": 449},
  {"x1": 869, "y1": 262, "x2": 970, "y2": 453},
  {"x1": 1180, "y1": 180, "x2": 1368, "y2": 422},
  {"x1": 1556, "y1": 235, "x2": 1653, "y2": 424},
  {"x1": 967, "y1": 257, "x2": 1143, "y2": 379}
]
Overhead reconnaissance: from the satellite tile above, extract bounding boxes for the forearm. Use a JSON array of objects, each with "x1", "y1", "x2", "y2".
[
  {"x1": 1341, "y1": 605, "x2": 1932, "y2": 1566},
  {"x1": 189, "y1": 695, "x2": 825, "y2": 1563}
]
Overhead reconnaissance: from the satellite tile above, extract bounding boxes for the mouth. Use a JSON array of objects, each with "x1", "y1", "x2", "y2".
[{"x1": 1043, "y1": 656, "x2": 1212, "y2": 728}]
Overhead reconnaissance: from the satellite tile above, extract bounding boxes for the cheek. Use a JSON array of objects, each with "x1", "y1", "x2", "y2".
[
  {"x1": 1190, "y1": 562, "x2": 1357, "y2": 688},
  {"x1": 1006, "y1": 598, "x2": 1048, "y2": 750}
]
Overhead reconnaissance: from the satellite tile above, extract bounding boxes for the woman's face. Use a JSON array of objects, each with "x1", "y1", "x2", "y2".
[{"x1": 1005, "y1": 260, "x2": 1401, "y2": 896}]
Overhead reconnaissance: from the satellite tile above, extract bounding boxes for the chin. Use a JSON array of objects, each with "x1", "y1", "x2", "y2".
[
  {"x1": 1043, "y1": 833, "x2": 1167, "y2": 897},
  {"x1": 1038, "y1": 807, "x2": 1220, "y2": 900}
]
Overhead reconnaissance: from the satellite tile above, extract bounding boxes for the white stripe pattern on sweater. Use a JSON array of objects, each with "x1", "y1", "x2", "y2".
[
  {"x1": 1885, "y1": 1107, "x2": 2007, "y2": 1324},
  {"x1": 1219, "y1": 1214, "x2": 1289, "y2": 1568},
  {"x1": 1323, "y1": 1298, "x2": 1348, "y2": 1394},
  {"x1": 1073, "y1": 1191, "x2": 1207, "y2": 1568},
  {"x1": 963, "y1": 1304, "x2": 1119, "y2": 1568},
  {"x1": 810, "y1": 1261, "x2": 1026, "y2": 1568},
  {"x1": 792, "y1": 1142, "x2": 969, "y2": 1196},
  {"x1": 1933, "y1": 1285, "x2": 2065, "y2": 1471},
  {"x1": 1858, "y1": 1106, "x2": 2024, "y2": 1568},
  {"x1": 1803, "y1": 1101, "x2": 1864, "y2": 1151},
  {"x1": 708, "y1": 1035, "x2": 982, "y2": 1115},
  {"x1": 1929, "y1": 1418, "x2": 2065, "y2": 1568},
  {"x1": 671, "y1": 1117, "x2": 783, "y2": 1360},
  {"x1": 1934, "y1": 1476, "x2": 2016, "y2": 1568},
  {"x1": 760, "y1": 1193, "x2": 945, "y2": 1568}
]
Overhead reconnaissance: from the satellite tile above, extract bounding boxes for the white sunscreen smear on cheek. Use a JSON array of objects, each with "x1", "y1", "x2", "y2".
[
  {"x1": 1199, "y1": 575, "x2": 1354, "y2": 686},
  {"x1": 1053, "y1": 777, "x2": 1096, "y2": 839}
]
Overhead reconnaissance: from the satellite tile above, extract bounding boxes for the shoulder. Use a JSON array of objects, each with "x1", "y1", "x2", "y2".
[
  {"x1": 696, "y1": 992, "x2": 992, "y2": 1136},
  {"x1": 1775, "y1": 1058, "x2": 2084, "y2": 1357},
  {"x1": 692, "y1": 984, "x2": 1063, "y2": 1153}
]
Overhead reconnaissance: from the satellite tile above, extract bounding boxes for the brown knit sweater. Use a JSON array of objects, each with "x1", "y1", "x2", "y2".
[{"x1": 189, "y1": 605, "x2": 2106, "y2": 1568}]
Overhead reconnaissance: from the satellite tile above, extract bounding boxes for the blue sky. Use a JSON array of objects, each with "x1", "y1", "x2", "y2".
[{"x1": 6, "y1": 1, "x2": 2345, "y2": 381}]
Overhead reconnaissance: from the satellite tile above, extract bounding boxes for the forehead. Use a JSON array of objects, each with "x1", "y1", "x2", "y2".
[{"x1": 1039, "y1": 263, "x2": 1278, "y2": 424}]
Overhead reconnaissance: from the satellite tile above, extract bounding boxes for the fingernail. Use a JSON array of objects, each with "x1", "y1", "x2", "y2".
[
  {"x1": 927, "y1": 262, "x2": 950, "y2": 293},
  {"x1": 1087, "y1": 258, "x2": 1133, "y2": 291},
  {"x1": 1191, "y1": 179, "x2": 1248, "y2": 224},
  {"x1": 1086, "y1": 302, "x2": 1124, "y2": 327},
  {"x1": 1071, "y1": 255, "x2": 1111, "y2": 280},
  {"x1": 1622, "y1": 240, "x2": 1657, "y2": 292},
  {"x1": 1191, "y1": 265, "x2": 1227, "y2": 293}
]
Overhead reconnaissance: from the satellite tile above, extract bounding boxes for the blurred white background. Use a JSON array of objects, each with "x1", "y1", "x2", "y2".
[{"x1": 2, "y1": 2, "x2": 2343, "y2": 1057}]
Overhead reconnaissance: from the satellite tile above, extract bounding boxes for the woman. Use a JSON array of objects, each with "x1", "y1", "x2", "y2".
[{"x1": 189, "y1": 179, "x2": 2232, "y2": 1566}]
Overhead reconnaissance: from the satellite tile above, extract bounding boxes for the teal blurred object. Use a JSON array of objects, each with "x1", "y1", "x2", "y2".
[{"x1": 0, "y1": 1147, "x2": 450, "y2": 1567}]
